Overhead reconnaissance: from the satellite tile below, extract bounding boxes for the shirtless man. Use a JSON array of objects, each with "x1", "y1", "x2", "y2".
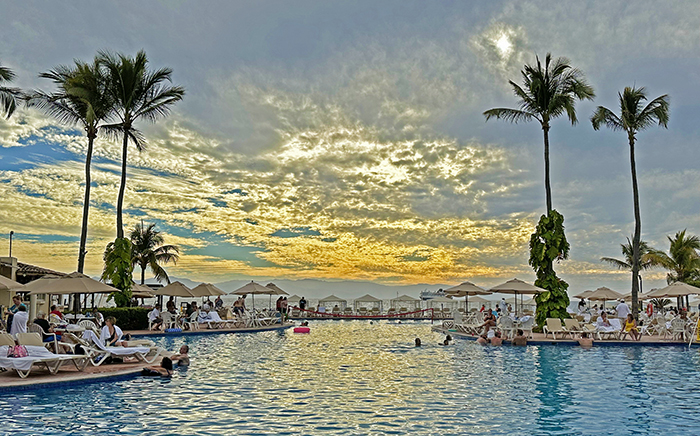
[
  {"x1": 511, "y1": 329, "x2": 528, "y2": 346},
  {"x1": 476, "y1": 334, "x2": 489, "y2": 345},
  {"x1": 578, "y1": 332, "x2": 593, "y2": 348},
  {"x1": 490, "y1": 331, "x2": 504, "y2": 346}
]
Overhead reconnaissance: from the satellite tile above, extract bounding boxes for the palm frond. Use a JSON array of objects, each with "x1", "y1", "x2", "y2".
[
  {"x1": 600, "y1": 257, "x2": 632, "y2": 270},
  {"x1": 483, "y1": 108, "x2": 536, "y2": 124},
  {"x1": 591, "y1": 106, "x2": 623, "y2": 131}
]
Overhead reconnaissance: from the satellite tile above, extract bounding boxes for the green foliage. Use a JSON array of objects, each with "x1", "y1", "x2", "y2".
[
  {"x1": 650, "y1": 298, "x2": 671, "y2": 312},
  {"x1": 101, "y1": 237, "x2": 134, "y2": 307},
  {"x1": 130, "y1": 222, "x2": 180, "y2": 284},
  {"x1": 529, "y1": 210, "x2": 571, "y2": 326},
  {"x1": 98, "y1": 307, "x2": 150, "y2": 331}
]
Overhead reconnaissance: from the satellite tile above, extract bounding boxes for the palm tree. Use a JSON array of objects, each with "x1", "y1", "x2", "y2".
[
  {"x1": 484, "y1": 53, "x2": 595, "y2": 213},
  {"x1": 591, "y1": 86, "x2": 669, "y2": 316},
  {"x1": 601, "y1": 237, "x2": 655, "y2": 271},
  {"x1": 601, "y1": 237, "x2": 655, "y2": 294},
  {"x1": 98, "y1": 50, "x2": 185, "y2": 238},
  {"x1": 29, "y1": 59, "x2": 115, "y2": 273},
  {"x1": 647, "y1": 230, "x2": 700, "y2": 286},
  {"x1": 130, "y1": 222, "x2": 180, "y2": 284},
  {"x1": 0, "y1": 61, "x2": 22, "y2": 118}
]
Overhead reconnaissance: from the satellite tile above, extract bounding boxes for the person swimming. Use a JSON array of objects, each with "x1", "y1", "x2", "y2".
[{"x1": 415, "y1": 338, "x2": 422, "y2": 347}]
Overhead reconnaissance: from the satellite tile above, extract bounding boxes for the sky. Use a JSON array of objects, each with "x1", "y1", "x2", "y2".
[{"x1": 0, "y1": 0, "x2": 699, "y2": 297}]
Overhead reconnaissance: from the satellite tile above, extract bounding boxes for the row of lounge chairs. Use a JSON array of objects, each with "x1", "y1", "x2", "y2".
[
  {"x1": 150, "y1": 309, "x2": 279, "y2": 331},
  {"x1": 443, "y1": 312, "x2": 535, "y2": 338},
  {"x1": 0, "y1": 331, "x2": 164, "y2": 378}
]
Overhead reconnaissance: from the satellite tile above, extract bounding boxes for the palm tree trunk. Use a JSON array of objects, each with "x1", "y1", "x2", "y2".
[
  {"x1": 141, "y1": 264, "x2": 146, "y2": 285},
  {"x1": 116, "y1": 129, "x2": 129, "y2": 239},
  {"x1": 77, "y1": 134, "x2": 95, "y2": 273},
  {"x1": 542, "y1": 125, "x2": 553, "y2": 213},
  {"x1": 629, "y1": 134, "x2": 641, "y2": 318}
]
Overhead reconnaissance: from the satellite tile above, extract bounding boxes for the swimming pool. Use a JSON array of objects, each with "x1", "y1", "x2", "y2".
[{"x1": 2, "y1": 320, "x2": 700, "y2": 435}]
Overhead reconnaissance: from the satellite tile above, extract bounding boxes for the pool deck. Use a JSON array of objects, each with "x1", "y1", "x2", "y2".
[
  {"x1": 0, "y1": 322, "x2": 294, "y2": 390},
  {"x1": 129, "y1": 322, "x2": 294, "y2": 337},
  {"x1": 0, "y1": 360, "x2": 147, "y2": 390},
  {"x1": 432, "y1": 325, "x2": 700, "y2": 347}
]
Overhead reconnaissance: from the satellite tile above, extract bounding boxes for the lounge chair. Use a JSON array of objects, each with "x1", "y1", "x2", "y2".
[
  {"x1": 0, "y1": 332, "x2": 89, "y2": 378},
  {"x1": 78, "y1": 331, "x2": 162, "y2": 366},
  {"x1": 543, "y1": 318, "x2": 568, "y2": 340},
  {"x1": 497, "y1": 316, "x2": 517, "y2": 339},
  {"x1": 597, "y1": 318, "x2": 623, "y2": 340}
]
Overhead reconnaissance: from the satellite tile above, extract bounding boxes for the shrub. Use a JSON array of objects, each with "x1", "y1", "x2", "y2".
[{"x1": 97, "y1": 307, "x2": 150, "y2": 331}]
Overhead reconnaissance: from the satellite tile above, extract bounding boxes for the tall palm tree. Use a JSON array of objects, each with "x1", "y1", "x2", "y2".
[
  {"x1": 29, "y1": 59, "x2": 115, "y2": 273},
  {"x1": 0, "y1": 61, "x2": 22, "y2": 118},
  {"x1": 648, "y1": 230, "x2": 700, "y2": 286},
  {"x1": 98, "y1": 50, "x2": 185, "y2": 238},
  {"x1": 484, "y1": 53, "x2": 595, "y2": 213},
  {"x1": 591, "y1": 86, "x2": 669, "y2": 316},
  {"x1": 130, "y1": 222, "x2": 180, "y2": 284}
]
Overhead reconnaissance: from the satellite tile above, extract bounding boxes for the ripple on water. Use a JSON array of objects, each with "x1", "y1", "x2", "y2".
[{"x1": 3, "y1": 321, "x2": 700, "y2": 435}]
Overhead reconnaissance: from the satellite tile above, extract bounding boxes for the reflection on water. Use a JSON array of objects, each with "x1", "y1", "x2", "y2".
[{"x1": 3, "y1": 321, "x2": 700, "y2": 435}]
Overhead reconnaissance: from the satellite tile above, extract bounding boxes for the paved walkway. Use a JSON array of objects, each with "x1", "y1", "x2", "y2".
[{"x1": 432, "y1": 325, "x2": 699, "y2": 347}]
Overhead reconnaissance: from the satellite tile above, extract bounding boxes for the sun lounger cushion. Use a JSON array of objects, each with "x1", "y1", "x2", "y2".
[{"x1": 0, "y1": 345, "x2": 74, "y2": 371}]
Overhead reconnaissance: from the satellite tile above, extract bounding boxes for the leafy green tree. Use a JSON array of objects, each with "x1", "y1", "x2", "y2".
[
  {"x1": 30, "y1": 59, "x2": 116, "y2": 273},
  {"x1": 591, "y1": 86, "x2": 669, "y2": 316},
  {"x1": 647, "y1": 230, "x2": 700, "y2": 286},
  {"x1": 0, "y1": 61, "x2": 22, "y2": 118},
  {"x1": 101, "y1": 238, "x2": 134, "y2": 307},
  {"x1": 529, "y1": 210, "x2": 570, "y2": 326},
  {"x1": 98, "y1": 50, "x2": 185, "y2": 239},
  {"x1": 130, "y1": 222, "x2": 180, "y2": 284},
  {"x1": 484, "y1": 53, "x2": 594, "y2": 212}
]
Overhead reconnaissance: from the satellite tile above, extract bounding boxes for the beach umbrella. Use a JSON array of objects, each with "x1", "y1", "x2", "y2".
[
  {"x1": 190, "y1": 283, "x2": 227, "y2": 297},
  {"x1": 489, "y1": 278, "x2": 546, "y2": 316},
  {"x1": 574, "y1": 290, "x2": 593, "y2": 300},
  {"x1": 150, "y1": 281, "x2": 195, "y2": 298},
  {"x1": 445, "y1": 281, "x2": 490, "y2": 313},
  {"x1": 25, "y1": 272, "x2": 120, "y2": 313},
  {"x1": 586, "y1": 287, "x2": 624, "y2": 310},
  {"x1": 131, "y1": 283, "x2": 155, "y2": 299},
  {"x1": 646, "y1": 282, "x2": 700, "y2": 298},
  {"x1": 265, "y1": 283, "x2": 289, "y2": 295},
  {"x1": 0, "y1": 275, "x2": 24, "y2": 292},
  {"x1": 26, "y1": 272, "x2": 118, "y2": 295},
  {"x1": 231, "y1": 281, "x2": 275, "y2": 310}
]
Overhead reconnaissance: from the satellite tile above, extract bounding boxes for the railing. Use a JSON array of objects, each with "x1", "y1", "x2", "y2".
[{"x1": 292, "y1": 307, "x2": 435, "y2": 322}]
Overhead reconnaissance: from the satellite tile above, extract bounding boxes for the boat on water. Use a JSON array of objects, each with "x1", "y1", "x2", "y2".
[{"x1": 419, "y1": 289, "x2": 445, "y2": 300}]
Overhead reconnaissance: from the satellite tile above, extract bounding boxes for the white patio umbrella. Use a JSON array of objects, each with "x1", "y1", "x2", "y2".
[
  {"x1": 444, "y1": 281, "x2": 490, "y2": 313},
  {"x1": 0, "y1": 275, "x2": 24, "y2": 292},
  {"x1": 231, "y1": 281, "x2": 275, "y2": 309},
  {"x1": 25, "y1": 272, "x2": 118, "y2": 295},
  {"x1": 489, "y1": 278, "x2": 545, "y2": 316},
  {"x1": 190, "y1": 283, "x2": 227, "y2": 297},
  {"x1": 586, "y1": 287, "x2": 624, "y2": 310},
  {"x1": 646, "y1": 282, "x2": 700, "y2": 298},
  {"x1": 150, "y1": 281, "x2": 195, "y2": 298},
  {"x1": 131, "y1": 283, "x2": 155, "y2": 299}
]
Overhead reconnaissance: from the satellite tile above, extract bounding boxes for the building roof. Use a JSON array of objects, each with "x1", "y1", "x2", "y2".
[{"x1": 15, "y1": 262, "x2": 67, "y2": 284}]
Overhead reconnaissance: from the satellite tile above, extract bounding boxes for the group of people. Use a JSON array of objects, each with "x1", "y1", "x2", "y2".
[{"x1": 476, "y1": 329, "x2": 528, "y2": 346}]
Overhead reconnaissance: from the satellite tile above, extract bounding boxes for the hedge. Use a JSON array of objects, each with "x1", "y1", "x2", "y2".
[{"x1": 97, "y1": 307, "x2": 150, "y2": 331}]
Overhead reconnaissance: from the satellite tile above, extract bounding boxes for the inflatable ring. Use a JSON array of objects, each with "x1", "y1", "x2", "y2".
[
  {"x1": 293, "y1": 326, "x2": 310, "y2": 334},
  {"x1": 646, "y1": 303, "x2": 653, "y2": 317}
]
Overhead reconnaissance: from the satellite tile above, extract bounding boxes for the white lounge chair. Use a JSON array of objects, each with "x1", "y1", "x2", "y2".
[
  {"x1": 0, "y1": 338, "x2": 88, "y2": 378},
  {"x1": 80, "y1": 330, "x2": 161, "y2": 366},
  {"x1": 543, "y1": 318, "x2": 568, "y2": 340}
]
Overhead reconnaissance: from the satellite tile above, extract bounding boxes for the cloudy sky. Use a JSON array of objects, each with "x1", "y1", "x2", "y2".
[{"x1": 0, "y1": 0, "x2": 699, "y2": 295}]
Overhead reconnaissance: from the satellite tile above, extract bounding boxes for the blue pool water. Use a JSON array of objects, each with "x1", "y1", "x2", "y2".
[{"x1": 2, "y1": 321, "x2": 700, "y2": 435}]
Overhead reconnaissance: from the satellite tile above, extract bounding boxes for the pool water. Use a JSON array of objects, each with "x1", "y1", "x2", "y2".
[{"x1": 2, "y1": 321, "x2": 700, "y2": 435}]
